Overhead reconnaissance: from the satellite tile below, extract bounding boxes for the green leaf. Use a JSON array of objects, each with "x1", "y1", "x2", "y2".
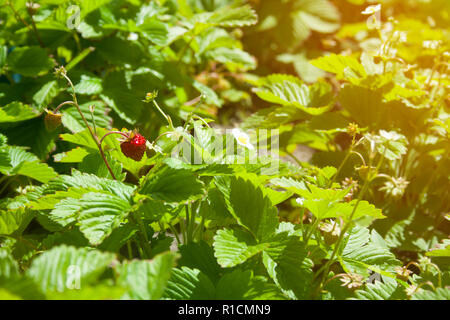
[
  {"x1": 197, "y1": 28, "x2": 240, "y2": 55},
  {"x1": 412, "y1": 287, "x2": 450, "y2": 300},
  {"x1": 96, "y1": 38, "x2": 144, "y2": 67},
  {"x1": 293, "y1": 0, "x2": 340, "y2": 40},
  {"x1": 13, "y1": 160, "x2": 57, "y2": 183},
  {"x1": 2, "y1": 146, "x2": 38, "y2": 168},
  {"x1": 294, "y1": 184, "x2": 349, "y2": 220},
  {"x1": 341, "y1": 227, "x2": 401, "y2": 278},
  {"x1": 206, "y1": 47, "x2": 256, "y2": 70},
  {"x1": 179, "y1": 241, "x2": 222, "y2": 282},
  {"x1": 0, "y1": 209, "x2": 32, "y2": 236},
  {"x1": 426, "y1": 240, "x2": 450, "y2": 257},
  {"x1": 42, "y1": 229, "x2": 90, "y2": 249},
  {"x1": 213, "y1": 228, "x2": 269, "y2": 268},
  {"x1": 0, "y1": 276, "x2": 45, "y2": 300},
  {"x1": 262, "y1": 232, "x2": 314, "y2": 299},
  {"x1": 77, "y1": 192, "x2": 132, "y2": 245},
  {"x1": 264, "y1": 188, "x2": 293, "y2": 206},
  {"x1": 0, "y1": 45, "x2": 7, "y2": 68},
  {"x1": 138, "y1": 166, "x2": 205, "y2": 203},
  {"x1": 74, "y1": 74, "x2": 103, "y2": 95},
  {"x1": 46, "y1": 190, "x2": 131, "y2": 245},
  {"x1": 33, "y1": 81, "x2": 60, "y2": 107},
  {"x1": 0, "y1": 145, "x2": 57, "y2": 183},
  {"x1": 98, "y1": 223, "x2": 137, "y2": 253},
  {"x1": 202, "y1": 5, "x2": 258, "y2": 27},
  {"x1": 0, "y1": 133, "x2": 6, "y2": 147},
  {"x1": 1, "y1": 116, "x2": 58, "y2": 159},
  {"x1": 277, "y1": 53, "x2": 326, "y2": 83},
  {"x1": 193, "y1": 81, "x2": 222, "y2": 107},
  {"x1": 353, "y1": 280, "x2": 406, "y2": 300},
  {"x1": 53, "y1": 147, "x2": 90, "y2": 163},
  {"x1": 0, "y1": 289, "x2": 21, "y2": 299},
  {"x1": 45, "y1": 170, "x2": 135, "y2": 201},
  {"x1": 59, "y1": 129, "x2": 97, "y2": 149},
  {"x1": 338, "y1": 85, "x2": 387, "y2": 128},
  {"x1": 100, "y1": 70, "x2": 144, "y2": 124},
  {"x1": 164, "y1": 267, "x2": 284, "y2": 300},
  {"x1": 115, "y1": 252, "x2": 177, "y2": 300},
  {"x1": 163, "y1": 267, "x2": 215, "y2": 300},
  {"x1": 78, "y1": 153, "x2": 125, "y2": 181},
  {"x1": 79, "y1": 0, "x2": 112, "y2": 19},
  {"x1": 26, "y1": 245, "x2": 115, "y2": 293},
  {"x1": 270, "y1": 177, "x2": 308, "y2": 194},
  {"x1": 6, "y1": 46, "x2": 54, "y2": 77},
  {"x1": 237, "y1": 274, "x2": 286, "y2": 300},
  {"x1": 136, "y1": 18, "x2": 169, "y2": 46},
  {"x1": 326, "y1": 200, "x2": 386, "y2": 222},
  {"x1": 215, "y1": 269, "x2": 283, "y2": 300},
  {"x1": 217, "y1": 177, "x2": 278, "y2": 241},
  {"x1": 0, "y1": 248, "x2": 20, "y2": 279},
  {"x1": 65, "y1": 47, "x2": 96, "y2": 72},
  {"x1": 61, "y1": 101, "x2": 112, "y2": 133},
  {"x1": 253, "y1": 74, "x2": 333, "y2": 115},
  {"x1": 310, "y1": 54, "x2": 366, "y2": 79},
  {"x1": 46, "y1": 284, "x2": 125, "y2": 300},
  {"x1": 135, "y1": 196, "x2": 174, "y2": 222},
  {"x1": 27, "y1": 188, "x2": 87, "y2": 211},
  {"x1": 0, "y1": 102, "x2": 39, "y2": 124}
]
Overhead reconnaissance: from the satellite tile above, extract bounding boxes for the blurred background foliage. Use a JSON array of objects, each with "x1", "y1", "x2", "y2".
[{"x1": 0, "y1": 0, "x2": 449, "y2": 300}]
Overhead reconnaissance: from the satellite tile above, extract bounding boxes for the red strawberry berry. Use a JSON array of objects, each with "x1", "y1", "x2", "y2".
[{"x1": 120, "y1": 132, "x2": 147, "y2": 161}]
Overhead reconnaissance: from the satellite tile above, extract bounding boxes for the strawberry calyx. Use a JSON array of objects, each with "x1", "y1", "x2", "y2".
[{"x1": 44, "y1": 108, "x2": 62, "y2": 131}]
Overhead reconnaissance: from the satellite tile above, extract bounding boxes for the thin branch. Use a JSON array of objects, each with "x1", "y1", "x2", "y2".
[
  {"x1": 61, "y1": 72, "x2": 117, "y2": 180},
  {"x1": 26, "y1": 4, "x2": 44, "y2": 47}
]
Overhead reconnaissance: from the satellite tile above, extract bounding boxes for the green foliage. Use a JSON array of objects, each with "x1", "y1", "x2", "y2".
[
  {"x1": 0, "y1": 0, "x2": 449, "y2": 301},
  {"x1": 115, "y1": 252, "x2": 177, "y2": 300},
  {"x1": 252, "y1": 74, "x2": 333, "y2": 116},
  {"x1": 26, "y1": 245, "x2": 115, "y2": 292},
  {"x1": 353, "y1": 280, "x2": 406, "y2": 300},
  {"x1": 6, "y1": 47, "x2": 55, "y2": 77}
]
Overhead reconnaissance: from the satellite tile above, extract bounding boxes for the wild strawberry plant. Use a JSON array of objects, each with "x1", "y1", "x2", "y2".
[{"x1": 0, "y1": 0, "x2": 449, "y2": 300}]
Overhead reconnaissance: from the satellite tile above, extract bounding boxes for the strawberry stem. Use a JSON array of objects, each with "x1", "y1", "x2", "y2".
[
  {"x1": 152, "y1": 100, "x2": 174, "y2": 129},
  {"x1": 54, "y1": 101, "x2": 76, "y2": 113},
  {"x1": 58, "y1": 70, "x2": 152, "y2": 258},
  {"x1": 99, "y1": 131, "x2": 129, "y2": 147},
  {"x1": 59, "y1": 70, "x2": 118, "y2": 180}
]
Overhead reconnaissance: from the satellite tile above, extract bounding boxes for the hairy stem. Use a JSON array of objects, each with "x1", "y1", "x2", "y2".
[
  {"x1": 54, "y1": 101, "x2": 76, "y2": 113},
  {"x1": 303, "y1": 216, "x2": 320, "y2": 245},
  {"x1": 153, "y1": 100, "x2": 174, "y2": 129},
  {"x1": 313, "y1": 150, "x2": 386, "y2": 298},
  {"x1": 26, "y1": 5, "x2": 44, "y2": 47},
  {"x1": 61, "y1": 72, "x2": 117, "y2": 180}
]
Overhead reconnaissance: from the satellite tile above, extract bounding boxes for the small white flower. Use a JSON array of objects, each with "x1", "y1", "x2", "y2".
[
  {"x1": 379, "y1": 130, "x2": 403, "y2": 141},
  {"x1": 362, "y1": 4, "x2": 381, "y2": 15},
  {"x1": 406, "y1": 284, "x2": 421, "y2": 296},
  {"x1": 429, "y1": 80, "x2": 439, "y2": 87},
  {"x1": 295, "y1": 197, "x2": 305, "y2": 206},
  {"x1": 393, "y1": 31, "x2": 407, "y2": 43},
  {"x1": 146, "y1": 141, "x2": 163, "y2": 154},
  {"x1": 232, "y1": 128, "x2": 254, "y2": 150},
  {"x1": 127, "y1": 32, "x2": 139, "y2": 41},
  {"x1": 422, "y1": 40, "x2": 441, "y2": 49}
]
